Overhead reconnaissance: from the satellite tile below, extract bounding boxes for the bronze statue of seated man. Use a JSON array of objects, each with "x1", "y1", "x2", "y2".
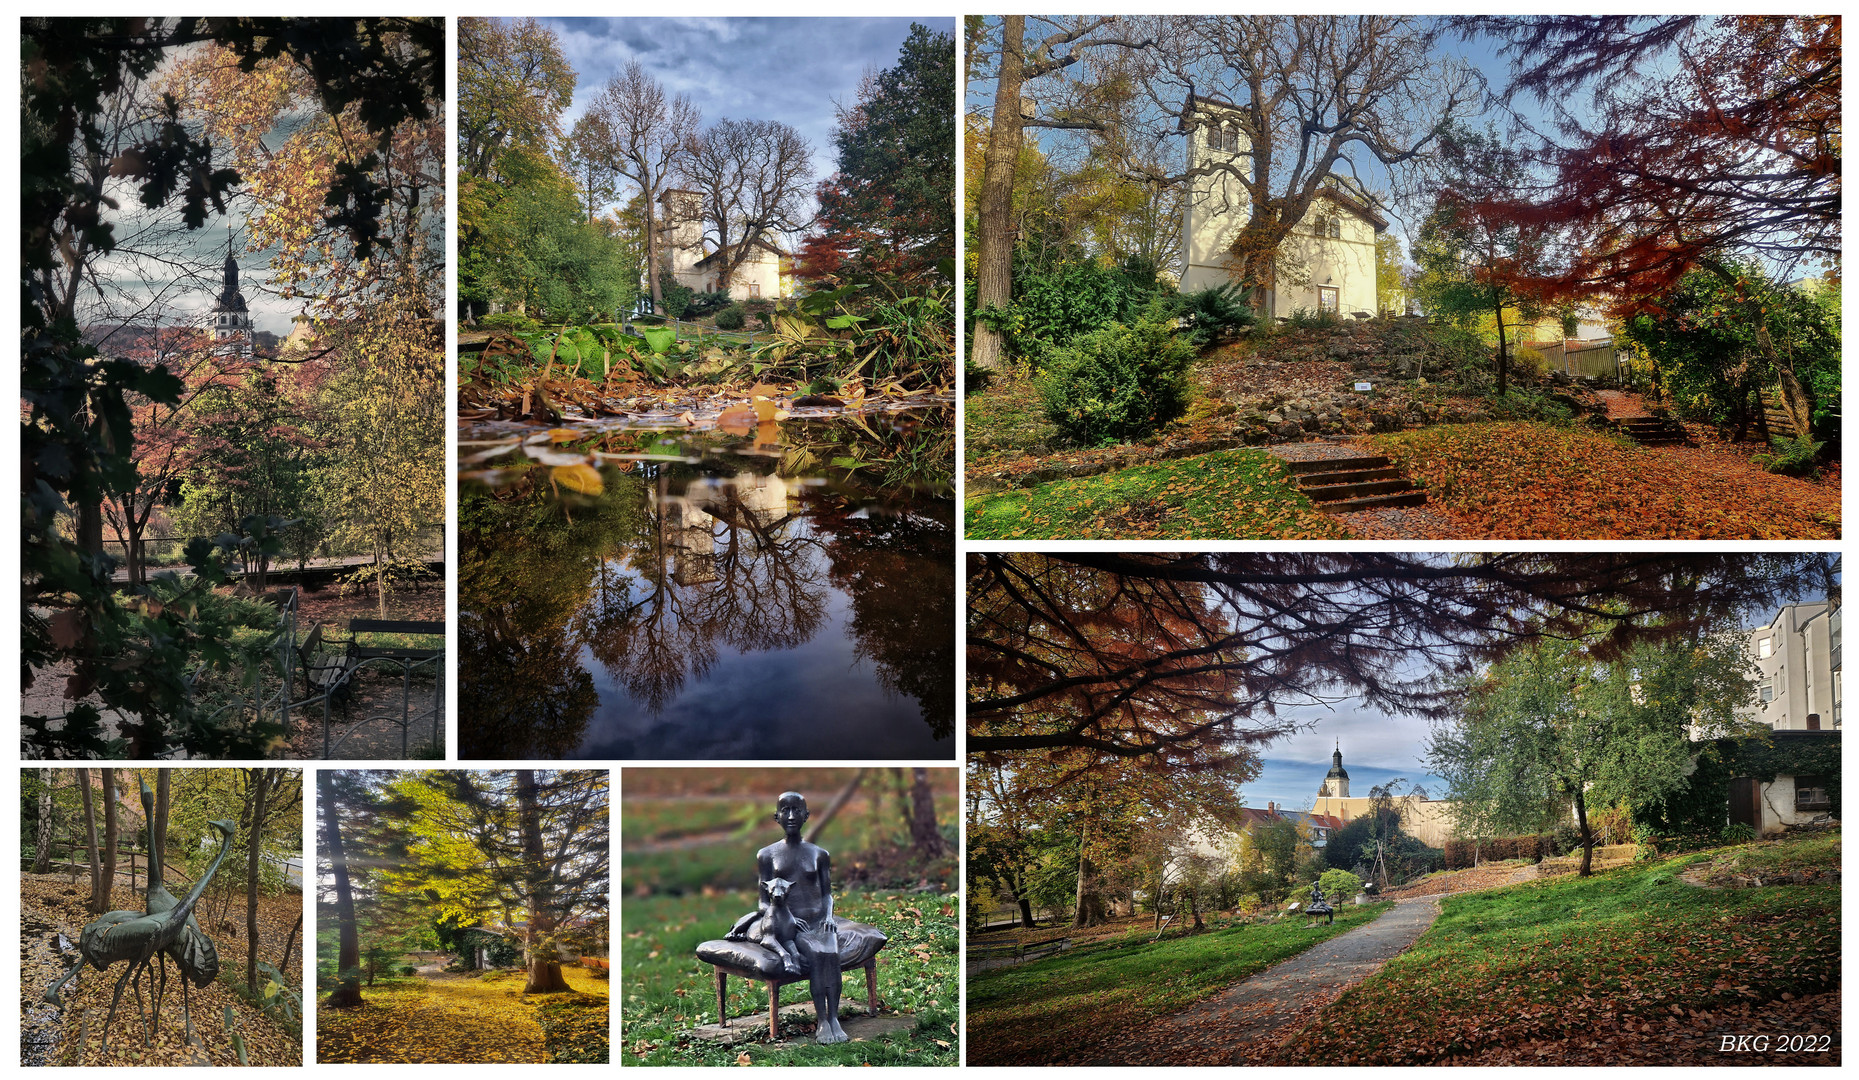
[{"x1": 694, "y1": 791, "x2": 886, "y2": 1043}]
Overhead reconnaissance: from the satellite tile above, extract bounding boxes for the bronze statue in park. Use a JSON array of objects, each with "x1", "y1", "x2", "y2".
[
  {"x1": 696, "y1": 791, "x2": 887, "y2": 1043},
  {"x1": 45, "y1": 813, "x2": 239, "y2": 1054}
]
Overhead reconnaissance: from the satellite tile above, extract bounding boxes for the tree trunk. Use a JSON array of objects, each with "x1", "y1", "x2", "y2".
[
  {"x1": 1189, "y1": 891, "x2": 1204, "y2": 932},
  {"x1": 153, "y1": 769, "x2": 170, "y2": 890},
  {"x1": 100, "y1": 769, "x2": 118, "y2": 907},
  {"x1": 1016, "y1": 897, "x2": 1037, "y2": 930},
  {"x1": 247, "y1": 768, "x2": 271, "y2": 989},
  {"x1": 321, "y1": 771, "x2": 365, "y2": 1008},
  {"x1": 805, "y1": 768, "x2": 867, "y2": 845},
  {"x1": 80, "y1": 770, "x2": 105, "y2": 914},
  {"x1": 972, "y1": 15, "x2": 1028, "y2": 371},
  {"x1": 1071, "y1": 818, "x2": 1102, "y2": 928},
  {"x1": 906, "y1": 768, "x2": 945, "y2": 857},
  {"x1": 1574, "y1": 787, "x2": 1594, "y2": 878},
  {"x1": 518, "y1": 770, "x2": 571, "y2": 993},
  {"x1": 1493, "y1": 294, "x2": 1510, "y2": 397},
  {"x1": 32, "y1": 770, "x2": 55, "y2": 874}
]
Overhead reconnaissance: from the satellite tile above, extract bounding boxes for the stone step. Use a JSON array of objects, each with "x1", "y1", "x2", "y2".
[
  {"x1": 1281, "y1": 455, "x2": 1390, "y2": 475},
  {"x1": 1302, "y1": 478, "x2": 1417, "y2": 502},
  {"x1": 1320, "y1": 490, "x2": 1431, "y2": 512},
  {"x1": 1294, "y1": 467, "x2": 1403, "y2": 486}
]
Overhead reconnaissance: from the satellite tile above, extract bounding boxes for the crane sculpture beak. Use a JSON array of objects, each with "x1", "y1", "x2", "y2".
[{"x1": 209, "y1": 820, "x2": 237, "y2": 838}]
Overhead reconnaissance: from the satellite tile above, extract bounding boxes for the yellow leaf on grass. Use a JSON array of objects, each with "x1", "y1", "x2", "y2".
[{"x1": 552, "y1": 463, "x2": 603, "y2": 495}]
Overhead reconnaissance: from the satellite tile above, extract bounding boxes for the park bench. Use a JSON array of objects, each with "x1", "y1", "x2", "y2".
[
  {"x1": 968, "y1": 934, "x2": 1070, "y2": 962},
  {"x1": 348, "y1": 619, "x2": 445, "y2": 662},
  {"x1": 294, "y1": 624, "x2": 354, "y2": 703},
  {"x1": 311, "y1": 619, "x2": 446, "y2": 757},
  {"x1": 695, "y1": 925, "x2": 889, "y2": 1041}
]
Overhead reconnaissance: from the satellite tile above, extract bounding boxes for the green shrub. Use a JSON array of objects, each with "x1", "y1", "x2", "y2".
[
  {"x1": 1006, "y1": 258, "x2": 1159, "y2": 361},
  {"x1": 1176, "y1": 281, "x2": 1258, "y2": 346},
  {"x1": 1036, "y1": 302, "x2": 1198, "y2": 445},
  {"x1": 398, "y1": 965, "x2": 416, "y2": 977},
  {"x1": 1721, "y1": 821, "x2": 1758, "y2": 844},
  {"x1": 1510, "y1": 344, "x2": 1548, "y2": 378},
  {"x1": 714, "y1": 303, "x2": 747, "y2": 331},
  {"x1": 1752, "y1": 435, "x2": 1823, "y2": 476},
  {"x1": 1283, "y1": 306, "x2": 1340, "y2": 330},
  {"x1": 480, "y1": 311, "x2": 539, "y2": 333},
  {"x1": 685, "y1": 288, "x2": 732, "y2": 318},
  {"x1": 1317, "y1": 868, "x2": 1363, "y2": 900},
  {"x1": 659, "y1": 283, "x2": 694, "y2": 320}
]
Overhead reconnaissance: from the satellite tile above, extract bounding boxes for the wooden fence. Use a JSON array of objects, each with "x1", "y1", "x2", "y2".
[{"x1": 1524, "y1": 337, "x2": 1625, "y2": 378}]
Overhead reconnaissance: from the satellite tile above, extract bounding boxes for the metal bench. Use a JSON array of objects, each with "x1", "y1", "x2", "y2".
[{"x1": 316, "y1": 619, "x2": 445, "y2": 757}]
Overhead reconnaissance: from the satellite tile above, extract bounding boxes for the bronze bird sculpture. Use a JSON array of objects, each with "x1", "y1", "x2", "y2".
[{"x1": 45, "y1": 816, "x2": 238, "y2": 1055}]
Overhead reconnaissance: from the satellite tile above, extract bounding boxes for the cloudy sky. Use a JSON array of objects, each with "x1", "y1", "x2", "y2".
[{"x1": 547, "y1": 17, "x2": 949, "y2": 227}]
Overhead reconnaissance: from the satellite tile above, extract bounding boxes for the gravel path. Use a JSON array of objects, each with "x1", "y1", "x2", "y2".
[
  {"x1": 1093, "y1": 899, "x2": 1441, "y2": 1065},
  {"x1": 1262, "y1": 440, "x2": 1372, "y2": 463}
]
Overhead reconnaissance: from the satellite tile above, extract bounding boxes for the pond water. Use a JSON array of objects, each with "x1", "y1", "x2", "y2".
[{"x1": 457, "y1": 408, "x2": 954, "y2": 760}]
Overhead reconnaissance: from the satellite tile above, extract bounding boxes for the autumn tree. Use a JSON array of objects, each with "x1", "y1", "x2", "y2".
[
  {"x1": 1457, "y1": 16, "x2": 1840, "y2": 435},
  {"x1": 314, "y1": 289, "x2": 445, "y2": 614},
  {"x1": 587, "y1": 61, "x2": 701, "y2": 312},
  {"x1": 22, "y1": 19, "x2": 439, "y2": 760},
  {"x1": 968, "y1": 553, "x2": 1834, "y2": 775},
  {"x1": 1428, "y1": 625, "x2": 1756, "y2": 875},
  {"x1": 801, "y1": 23, "x2": 956, "y2": 286},
  {"x1": 968, "y1": 16, "x2": 1153, "y2": 369},
  {"x1": 1411, "y1": 124, "x2": 1555, "y2": 395},
  {"x1": 387, "y1": 771, "x2": 609, "y2": 995},
  {"x1": 457, "y1": 17, "x2": 576, "y2": 182}
]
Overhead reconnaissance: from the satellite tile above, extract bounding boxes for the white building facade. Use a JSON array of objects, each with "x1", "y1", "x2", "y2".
[{"x1": 1179, "y1": 95, "x2": 1385, "y2": 318}]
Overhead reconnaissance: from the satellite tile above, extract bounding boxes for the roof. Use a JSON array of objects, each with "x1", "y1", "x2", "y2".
[
  {"x1": 1234, "y1": 806, "x2": 1343, "y2": 832},
  {"x1": 694, "y1": 238, "x2": 790, "y2": 267}
]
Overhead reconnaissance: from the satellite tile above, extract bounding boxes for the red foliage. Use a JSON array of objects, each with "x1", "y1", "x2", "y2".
[{"x1": 1472, "y1": 16, "x2": 1838, "y2": 314}]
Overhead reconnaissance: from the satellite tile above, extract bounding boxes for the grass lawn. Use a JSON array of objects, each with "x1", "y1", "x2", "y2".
[
  {"x1": 964, "y1": 449, "x2": 1345, "y2": 539},
  {"x1": 620, "y1": 889, "x2": 958, "y2": 1067},
  {"x1": 1367, "y1": 422, "x2": 1840, "y2": 539},
  {"x1": 968, "y1": 903, "x2": 1392, "y2": 1066},
  {"x1": 1278, "y1": 831, "x2": 1840, "y2": 1065}
]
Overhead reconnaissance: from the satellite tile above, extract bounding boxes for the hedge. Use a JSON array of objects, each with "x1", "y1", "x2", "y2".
[{"x1": 1443, "y1": 834, "x2": 1549, "y2": 869}]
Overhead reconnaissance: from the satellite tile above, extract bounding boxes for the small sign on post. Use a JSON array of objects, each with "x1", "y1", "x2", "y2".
[{"x1": 1354, "y1": 381, "x2": 1372, "y2": 392}]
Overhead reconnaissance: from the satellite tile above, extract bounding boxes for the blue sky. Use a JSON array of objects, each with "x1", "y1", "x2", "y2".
[
  {"x1": 964, "y1": 16, "x2": 1564, "y2": 250},
  {"x1": 546, "y1": 18, "x2": 950, "y2": 217}
]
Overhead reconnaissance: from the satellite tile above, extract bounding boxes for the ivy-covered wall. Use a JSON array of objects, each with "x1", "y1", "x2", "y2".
[{"x1": 1633, "y1": 731, "x2": 1841, "y2": 837}]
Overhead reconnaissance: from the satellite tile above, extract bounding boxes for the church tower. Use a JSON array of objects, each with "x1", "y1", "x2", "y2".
[
  {"x1": 211, "y1": 229, "x2": 253, "y2": 358},
  {"x1": 1318, "y1": 740, "x2": 1350, "y2": 799}
]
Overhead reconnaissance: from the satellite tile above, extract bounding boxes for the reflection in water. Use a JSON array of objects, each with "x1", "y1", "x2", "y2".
[{"x1": 459, "y1": 415, "x2": 954, "y2": 760}]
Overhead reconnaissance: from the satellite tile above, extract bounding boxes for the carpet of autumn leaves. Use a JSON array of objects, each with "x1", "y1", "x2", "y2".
[
  {"x1": 21, "y1": 875, "x2": 302, "y2": 1067},
  {"x1": 967, "y1": 904, "x2": 1391, "y2": 1066},
  {"x1": 1267, "y1": 832, "x2": 1840, "y2": 1066},
  {"x1": 1368, "y1": 422, "x2": 1840, "y2": 539},
  {"x1": 317, "y1": 964, "x2": 607, "y2": 1063},
  {"x1": 621, "y1": 889, "x2": 959, "y2": 1067},
  {"x1": 964, "y1": 449, "x2": 1344, "y2": 540}
]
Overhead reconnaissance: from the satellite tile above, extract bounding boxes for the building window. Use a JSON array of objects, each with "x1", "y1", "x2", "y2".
[
  {"x1": 1758, "y1": 677, "x2": 1776, "y2": 703},
  {"x1": 749, "y1": 282, "x2": 760, "y2": 298},
  {"x1": 1757, "y1": 636, "x2": 1774, "y2": 659},
  {"x1": 1328, "y1": 217, "x2": 1342, "y2": 239},
  {"x1": 1795, "y1": 775, "x2": 1831, "y2": 811},
  {"x1": 1317, "y1": 286, "x2": 1339, "y2": 314}
]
